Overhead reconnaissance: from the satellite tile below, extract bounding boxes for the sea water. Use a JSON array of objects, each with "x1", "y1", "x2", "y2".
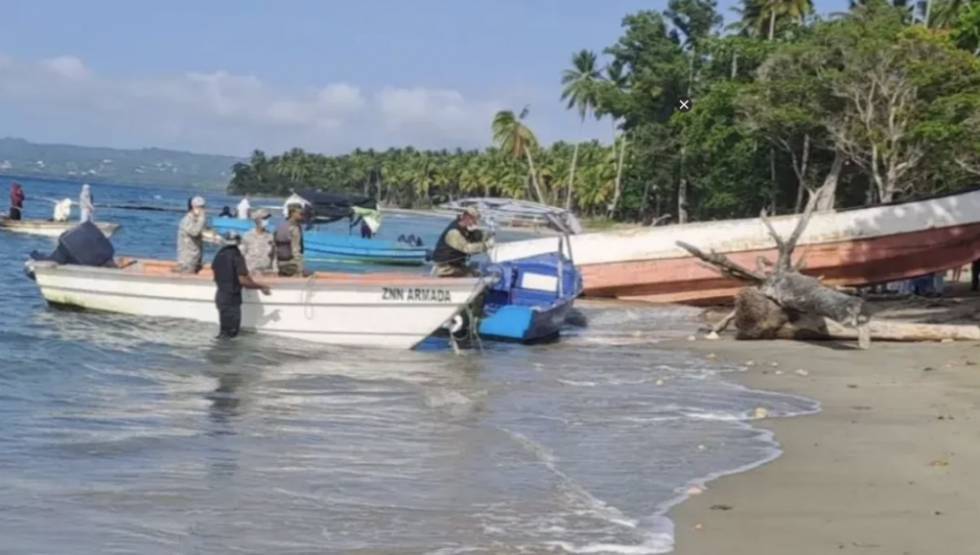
[{"x1": 0, "y1": 177, "x2": 819, "y2": 554}]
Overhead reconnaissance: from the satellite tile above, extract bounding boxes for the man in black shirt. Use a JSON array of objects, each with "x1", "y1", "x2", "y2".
[{"x1": 211, "y1": 232, "x2": 272, "y2": 339}]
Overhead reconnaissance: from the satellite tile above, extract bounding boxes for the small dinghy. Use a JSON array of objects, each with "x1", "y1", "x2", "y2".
[
  {"x1": 0, "y1": 214, "x2": 120, "y2": 238},
  {"x1": 443, "y1": 238, "x2": 583, "y2": 344}
]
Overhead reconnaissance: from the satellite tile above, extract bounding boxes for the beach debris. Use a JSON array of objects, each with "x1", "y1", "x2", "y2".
[
  {"x1": 924, "y1": 366, "x2": 936, "y2": 372},
  {"x1": 710, "y1": 504, "x2": 733, "y2": 511},
  {"x1": 745, "y1": 360, "x2": 755, "y2": 366},
  {"x1": 770, "y1": 361, "x2": 779, "y2": 367},
  {"x1": 655, "y1": 379, "x2": 664, "y2": 386},
  {"x1": 752, "y1": 407, "x2": 770, "y2": 419},
  {"x1": 706, "y1": 353, "x2": 717, "y2": 359},
  {"x1": 677, "y1": 197, "x2": 980, "y2": 347},
  {"x1": 929, "y1": 458, "x2": 950, "y2": 467},
  {"x1": 697, "y1": 444, "x2": 706, "y2": 450},
  {"x1": 687, "y1": 335, "x2": 697, "y2": 341},
  {"x1": 705, "y1": 331, "x2": 720, "y2": 340},
  {"x1": 686, "y1": 486, "x2": 704, "y2": 495},
  {"x1": 775, "y1": 370, "x2": 784, "y2": 375},
  {"x1": 795, "y1": 369, "x2": 809, "y2": 376},
  {"x1": 693, "y1": 523, "x2": 703, "y2": 530},
  {"x1": 847, "y1": 384, "x2": 858, "y2": 388}
]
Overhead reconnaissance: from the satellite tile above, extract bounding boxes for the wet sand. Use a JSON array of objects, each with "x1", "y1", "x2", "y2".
[{"x1": 668, "y1": 337, "x2": 980, "y2": 555}]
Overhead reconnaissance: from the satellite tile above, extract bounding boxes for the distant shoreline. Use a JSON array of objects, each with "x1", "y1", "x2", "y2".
[{"x1": 0, "y1": 172, "x2": 226, "y2": 191}]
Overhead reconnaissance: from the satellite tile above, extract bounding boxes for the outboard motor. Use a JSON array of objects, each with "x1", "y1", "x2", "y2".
[{"x1": 26, "y1": 221, "x2": 117, "y2": 280}]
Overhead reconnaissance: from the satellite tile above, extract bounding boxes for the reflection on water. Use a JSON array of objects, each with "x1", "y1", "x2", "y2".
[{"x1": 0, "y1": 179, "x2": 819, "y2": 554}]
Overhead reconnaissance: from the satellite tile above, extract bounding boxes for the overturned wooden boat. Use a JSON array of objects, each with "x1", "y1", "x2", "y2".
[
  {"x1": 26, "y1": 258, "x2": 489, "y2": 349},
  {"x1": 491, "y1": 187, "x2": 980, "y2": 305},
  {"x1": 0, "y1": 215, "x2": 120, "y2": 238}
]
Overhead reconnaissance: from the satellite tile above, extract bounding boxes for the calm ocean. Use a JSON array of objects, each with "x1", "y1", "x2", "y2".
[{"x1": 0, "y1": 177, "x2": 818, "y2": 554}]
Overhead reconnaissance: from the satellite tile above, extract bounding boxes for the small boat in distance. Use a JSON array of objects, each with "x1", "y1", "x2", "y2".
[
  {"x1": 490, "y1": 187, "x2": 980, "y2": 305},
  {"x1": 0, "y1": 214, "x2": 120, "y2": 238},
  {"x1": 436, "y1": 198, "x2": 584, "y2": 235}
]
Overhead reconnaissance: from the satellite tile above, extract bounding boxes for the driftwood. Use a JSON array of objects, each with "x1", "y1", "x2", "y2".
[
  {"x1": 720, "y1": 288, "x2": 979, "y2": 343},
  {"x1": 678, "y1": 194, "x2": 876, "y2": 348}
]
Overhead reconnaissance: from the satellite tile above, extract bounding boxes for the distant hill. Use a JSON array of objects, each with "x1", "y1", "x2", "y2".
[{"x1": 0, "y1": 138, "x2": 243, "y2": 189}]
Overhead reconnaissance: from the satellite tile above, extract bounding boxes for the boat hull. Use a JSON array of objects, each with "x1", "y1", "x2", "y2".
[
  {"x1": 478, "y1": 301, "x2": 573, "y2": 342},
  {"x1": 29, "y1": 259, "x2": 487, "y2": 349},
  {"x1": 210, "y1": 219, "x2": 427, "y2": 266},
  {"x1": 492, "y1": 189, "x2": 980, "y2": 305},
  {"x1": 1, "y1": 218, "x2": 120, "y2": 238}
]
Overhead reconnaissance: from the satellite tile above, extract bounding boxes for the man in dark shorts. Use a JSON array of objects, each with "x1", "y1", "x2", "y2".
[{"x1": 211, "y1": 232, "x2": 272, "y2": 339}]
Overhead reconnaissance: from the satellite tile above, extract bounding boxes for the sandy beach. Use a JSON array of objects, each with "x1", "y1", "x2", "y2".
[{"x1": 667, "y1": 333, "x2": 980, "y2": 554}]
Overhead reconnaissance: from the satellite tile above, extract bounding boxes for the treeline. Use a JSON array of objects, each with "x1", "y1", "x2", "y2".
[{"x1": 228, "y1": 0, "x2": 980, "y2": 223}]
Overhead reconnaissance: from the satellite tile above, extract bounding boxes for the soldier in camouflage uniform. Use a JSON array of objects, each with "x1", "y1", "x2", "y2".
[
  {"x1": 275, "y1": 205, "x2": 306, "y2": 277},
  {"x1": 240, "y1": 209, "x2": 276, "y2": 275},
  {"x1": 175, "y1": 196, "x2": 208, "y2": 274}
]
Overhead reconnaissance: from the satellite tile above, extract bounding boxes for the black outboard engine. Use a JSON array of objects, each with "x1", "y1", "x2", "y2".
[{"x1": 26, "y1": 221, "x2": 117, "y2": 280}]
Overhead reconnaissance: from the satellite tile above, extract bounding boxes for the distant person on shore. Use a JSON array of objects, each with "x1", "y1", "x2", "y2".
[
  {"x1": 236, "y1": 195, "x2": 251, "y2": 219},
  {"x1": 218, "y1": 206, "x2": 233, "y2": 218},
  {"x1": 241, "y1": 209, "x2": 275, "y2": 274},
  {"x1": 175, "y1": 196, "x2": 208, "y2": 274},
  {"x1": 211, "y1": 231, "x2": 271, "y2": 339},
  {"x1": 79, "y1": 184, "x2": 94, "y2": 223},
  {"x1": 275, "y1": 204, "x2": 306, "y2": 277},
  {"x1": 8, "y1": 183, "x2": 25, "y2": 220},
  {"x1": 431, "y1": 207, "x2": 493, "y2": 277},
  {"x1": 52, "y1": 198, "x2": 72, "y2": 222}
]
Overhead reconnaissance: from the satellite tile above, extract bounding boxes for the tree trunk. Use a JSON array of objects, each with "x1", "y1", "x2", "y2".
[
  {"x1": 524, "y1": 148, "x2": 546, "y2": 205},
  {"x1": 726, "y1": 288, "x2": 977, "y2": 342},
  {"x1": 768, "y1": 9, "x2": 776, "y2": 40},
  {"x1": 567, "y1": 140, "x2": 579, "y2": 210},
  {"x1": 608, "y1": 135, "x2": 628, "y2": 220},
  {"x1": 814, "y1": 149, "x2": 844, "y2": 211}
]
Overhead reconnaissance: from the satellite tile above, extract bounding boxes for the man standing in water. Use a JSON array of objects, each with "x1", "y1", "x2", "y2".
[
  {"x1": 275, "y1": 204, "x2": 306, "y2": 277},
  {"x1": 431, "y1": 207, "x2": 494, "y2": 277},
  {"x1": 176, "y1": 196, "x2": 208, "y2": 274},
  {"x1": 212, "y1": 232, "x2": 271, "y2": 339},
  {"x1": 241, "y1": 209, "x2": 275, "y2": 274}
]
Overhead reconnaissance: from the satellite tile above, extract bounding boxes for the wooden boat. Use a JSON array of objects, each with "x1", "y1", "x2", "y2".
[
  {"x1": 0, "y1": 215, "x2": 120, "y2": 238},
  {"x1": 26, "y1": 257, "x2": 489, "y2": 349},
  {"x1": 490, "y1": 187, "x2": 980, "y2": 305},
  {"x1": 209, "y1": 217, "x2": 429, "y2": 266}
]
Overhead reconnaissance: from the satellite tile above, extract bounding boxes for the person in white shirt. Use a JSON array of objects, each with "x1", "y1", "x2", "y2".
[
  {"x1": 236, "y1": 195, "x2": 251, "y2": 219},
  {"x1": 52, "y1": 198, "x2": 72, "y2": 222}
]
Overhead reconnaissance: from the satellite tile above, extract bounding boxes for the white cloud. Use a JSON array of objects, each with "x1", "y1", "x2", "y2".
[{"x1": 0, "y1": 52, "x2": 507, "y2": 156}]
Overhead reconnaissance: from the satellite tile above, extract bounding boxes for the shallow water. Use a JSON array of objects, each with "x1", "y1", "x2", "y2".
[{"x1": 0, "y1": 178, "x2": 818, "y2": 554}]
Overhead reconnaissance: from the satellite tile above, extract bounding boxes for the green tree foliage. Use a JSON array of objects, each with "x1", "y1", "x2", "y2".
[{"x1": 229, "y1": 0, "x2": 980, "y2": 223}]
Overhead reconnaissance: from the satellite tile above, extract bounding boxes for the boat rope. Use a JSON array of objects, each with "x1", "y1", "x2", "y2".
[{"x1": 303, "y1": 272, "x2": 317, "y2": 319}]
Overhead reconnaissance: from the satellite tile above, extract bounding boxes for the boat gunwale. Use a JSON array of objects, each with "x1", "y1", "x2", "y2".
[{"x1": 32, "y1": 257, "x2": 485, "y2": 288}]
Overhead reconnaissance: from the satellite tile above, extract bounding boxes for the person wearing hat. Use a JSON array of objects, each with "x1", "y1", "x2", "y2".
[
  {"x1": 175, "y1": 195, "x2": 208, "y2": 274},
  {"x1": 431, "y1": 206, "x2": 494, "y2": 277},
  {"x1": 211, "y1": 231, "x2": 271, "y2": 339},
  {"x1": 275, "y1": 204, "x2": 307, "y2": 277},
  {"x1": 240, "y1": 208, "x2": 276, "y2": 275}
]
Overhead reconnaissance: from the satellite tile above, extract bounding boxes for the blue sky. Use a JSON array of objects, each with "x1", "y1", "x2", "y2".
[{"x1": 0, "y1": 0, "x2": 849, "y2": 157}]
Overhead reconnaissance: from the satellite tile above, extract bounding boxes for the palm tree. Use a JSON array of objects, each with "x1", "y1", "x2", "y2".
[
  {"x1": 491, "y1": 107, "x2": 545, "y2": 204},
  {"x1": 737, "y1": 0, "x2": 813, "y2": 38},
  {"x1": 560, "y1": 49, "x2": 604, "y2": 211}
]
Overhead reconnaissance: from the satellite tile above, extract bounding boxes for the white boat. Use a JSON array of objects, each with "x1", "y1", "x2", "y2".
[
  {"x1": 27, "y1": 257, "x2": 489, "y2": 349},
  {"x1": 489, "y1": 187, "x2": 980, "y2": 305},
  {"x1": 0, "y1": 215, "x2": 120, "y2": 238}
]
